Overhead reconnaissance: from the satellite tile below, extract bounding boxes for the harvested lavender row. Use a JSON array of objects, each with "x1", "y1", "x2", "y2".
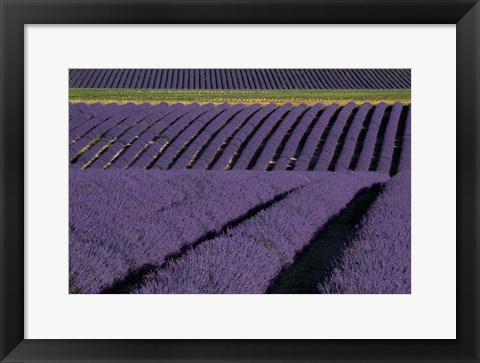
[
  {"x1": 190, "y1": 104, "x2": 262, "y2": 170},
  {"x1": 171, "y1": 104, "x2": 246, "y2": 170},
  {"x1": 355, "y1": 102, "x2": 388, "y2": 171},
  {"x1": 293, "y1": 104, "x2": 339, "y2": 171},
  {"x1": 319, "y1": 172, "x2": 411, "y2": 294},
  {"x1": 398, "y1": 105, "x2": 411, "y2": 173},
  {"x1": 72, "y1": 68, "x2": 412, "y2": 89},
  {"x1": 210, "y1": 103, "x2": 277, "y2": 170},
  {"x1": 313, "y1": 102, "x2": 357, "y2": 171},
  {"x1": 252, "y1": 104, "x2": 308, "y2": 170},
  {"x1": 232, "y1": 103, "x2": 292, "y2": 170},
  {"x1": 377, "y1": 102, "x2": 403, "y2": 173},
  {"x1": 335, "y1": 103, "x2": 372, "y2": 170},
  {"x1": 69, "y1": 171, "x2": 313, "y2": 293},
  {"x1": 133, "y1": 172, "x2": 389, "y2": 294},
  {"x1": 151, "y1": 104, "x2": 230, "y2": 170},
  {"x1": 273, "y1": 103, "x2": 324, "y2": 170}
]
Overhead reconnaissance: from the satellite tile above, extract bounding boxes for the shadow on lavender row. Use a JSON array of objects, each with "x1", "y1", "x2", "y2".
[
  {"x1": 266, "y1": 184, "x2": 382, "y2": 294},
  {"x1": 100, "y1": 186, "x2": 302, "y2": 294}
]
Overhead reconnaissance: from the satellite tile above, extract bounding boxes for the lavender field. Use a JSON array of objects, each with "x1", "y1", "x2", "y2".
[
  {"x1": 70, "y1": 69, "x2": 411, "y2": 89},
  {"x1": 69, "y1": 102, "x2": 410, "y2": 174},
  {"x1": 69, "y1": 69, "x2": 411, "y2": 294}
]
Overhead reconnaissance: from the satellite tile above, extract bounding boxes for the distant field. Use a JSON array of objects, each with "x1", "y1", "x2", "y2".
[
  {"x1": 70, "y1": 69, "x2": 411, "y2": 89},
  {"x1": 69, "y1": 88, "x2": 411, "y2": 106}
]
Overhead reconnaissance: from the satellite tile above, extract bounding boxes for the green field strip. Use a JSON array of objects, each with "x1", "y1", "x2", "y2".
[{"x1": 69, "y1": 88, "x2": 411, "y2": 106}]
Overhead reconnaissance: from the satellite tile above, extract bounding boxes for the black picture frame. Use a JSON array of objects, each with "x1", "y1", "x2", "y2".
[{"x1": 1, "y1": 0, "x2": 478, "y2": 362}]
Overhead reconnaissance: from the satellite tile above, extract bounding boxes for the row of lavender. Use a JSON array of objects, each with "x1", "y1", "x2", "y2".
[
  {"x1": 70, "y1": 171, "x2": 314, "y2": 293},
  {"x1": 319, "y1": 171, "x2": 411, "y2": 294},
  {"x1": 69, "y1": 69, "x2": 411, "y2": 90},
  {"x1": 70, "y1": 170, "x2": 402, "y2": 294},
  {"x1": 70, "y1": 102, "x2": 411, "y2": 175}
]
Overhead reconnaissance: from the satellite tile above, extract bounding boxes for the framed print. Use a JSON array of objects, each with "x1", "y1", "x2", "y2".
[
  {"x1": 66, "y1": 68, "x2": 411, "y2": 296},
  {"x1": 1, "y1": 0, "x2": 479, "y2": 362}
]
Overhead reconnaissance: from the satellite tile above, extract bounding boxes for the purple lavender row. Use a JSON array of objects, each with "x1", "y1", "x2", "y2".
[
  {"x1": 71, "y1": 105, "x2": 144, "y2": 141},
  {"x1": 78, "y1": 102, "x2": 120, "y2": 119},
  {"x1": 190, "y1": 104, "x2": 262, "y2": 170},
  {"x1": 70, "y1": 101, "x2": 114, "y2": 119},
  {"x1": 102, "y1": 104, "x2": 190, "y2": 169},
  {"x1": 124, "y1": 69, "x2": 139, "y2": 88},
  {"x1": 273, "y1": 103, "x2": 325, "y2": 170},
  {"x1": 69, "y1": 112, "x2": 142, "y2": 161},
  {"x1": 252, "y1": 104, "x2": 308, "y2": 170},
  {"x1": 72, "y1": 111, "x2": 132, "y2": 166},
  {"x1": 69, "y1": 170, "x2": 234, "y2": 292},
  {"x1": 273, "y1": 69, "x2": 290, "y2": 89},
  {"x1": 319, "y1": 171, "x2": 411, "y2": 294},
  {"x1": 69, "y1": 102, "x2": 410, "y2": 171},
  {"x1": 69, "y1": 169, "x2": 218, "y2": 211},
  {"x1": 97, "y1": 69, "x2": 115, "y2": 88},
  {"x1": 232, "y1": 104, "x2": 292, "y2": 170},
  {"x1": 87, "y1": 69, "x2": 110, "y2": 88},
  {"x1": 335, "y1": 103, "x2": 372, "y2": 171},
  {"x1": 69, "y1": 69, "x2": 81, "y2": 84},
  {"x1": 69, "y1": 103, "x2": 149, "y2": 139},
  {"x1": 73, "y1": 104, "x2": 170, "y2": 168},
  {"x1": 70, "y1": 106, "x2": 96, "y2": 131},
  {"x1": 129, "y1": 104, "x2": 213, "y2": 169},
  {"x1": 398, "y1": 105, "x2": 411, "y2": 172},
  {"x1": 76, "y1": 69, "x2": 94, "y2": 88},
  {"x1": 151, "y1": 104, "x2": 229, "y2": 170},
  {"x1": 314, "y1": 102, "x2": 357, "y2": 171},
  {"x1": 69, "y1": 105, "x2": 160, "y2": 162},
  {"x1": 69, "y1": 170, "x2": 313, "y2": 293},
  {"x1": 210, "y1": 104, "x2": 277, "y2": 170},
  {"x1": 70, "y1": 101, "x2": 89, "y2": 114},
  {"x1": 70, "y1": 69, "x2": 411, "y2": 89},
  {"x1": 379, "y1": 69, "x2": 408, "y2": 89},
  {"x1": 260, "y1": 69, "x2": 277, "y2": 89},
  {"x1": 70, "y1": 116, "x2": 103, "y2": 143},
  {"x1": 171, "y1": 104, "x2": 246, "y2": 170},
  {"x1": 240, "y1": 69, "x2": 253, "y2": 89},
  {"x1": 70, "y1": 109, "x2": 107, "y2": 132},
  {"x1": 377, "y1": 102, "x2": 403, "y2": 173},
  {"x1": 355, "y1": 102, "x2": 388, "y2": 171},
  {"x1": 293, "y1": 103, "x2": 339, "y2": 171},
  {"x1": 121, "y1": 104, "x2": 205, "y2": 168},
  {"x1": 132, "y1": 171, "x2": 389, "y2": 294},
  {"x1": 70, "y1": 107, "x2": 109, "y2": 141}
]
